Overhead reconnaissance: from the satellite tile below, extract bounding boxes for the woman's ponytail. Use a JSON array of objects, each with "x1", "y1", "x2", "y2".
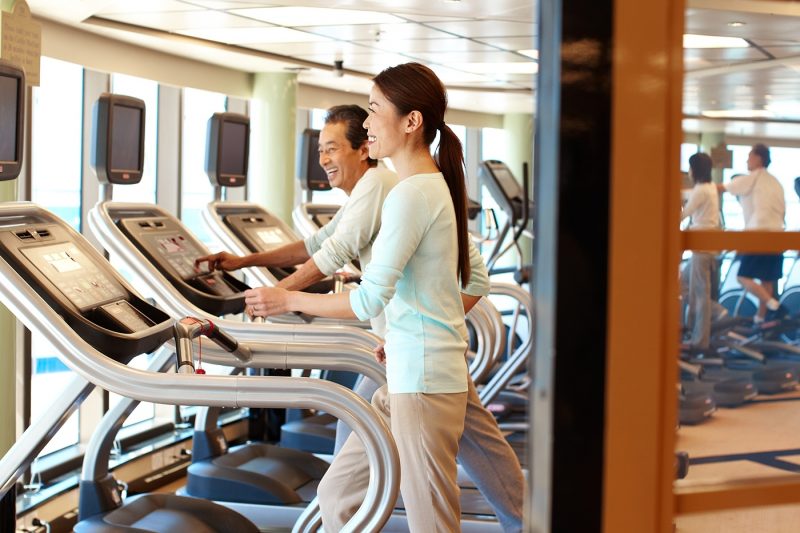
[{"x1": 437, "y1": 124, "x2": 470, "y2": 288}]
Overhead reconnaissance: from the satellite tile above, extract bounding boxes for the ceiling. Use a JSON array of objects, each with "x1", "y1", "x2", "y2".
[
  {"x1": 23, "y1": 0, "x2": 800, "y2": 137},
  {"x1": 684, "y1": 0, "x2": 800, "y2": 139}
]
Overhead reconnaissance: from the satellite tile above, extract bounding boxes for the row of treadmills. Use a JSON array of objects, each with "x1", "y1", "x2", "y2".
[{"x1": 0, "y1": 61, "x2": 533, "y2": 532}]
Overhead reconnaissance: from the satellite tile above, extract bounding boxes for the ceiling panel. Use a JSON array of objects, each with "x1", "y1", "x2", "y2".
[
  {"x1": 763, "y1": 46, "x2": 800, "y2": 59},
  {"x1": 474, "y1": 36, "x2": 536, "y2": 52},
  {"x1": 299, "y1": 22, "x2": 457, "y2": 41},
  {"x1": 316, "y1": 52, "x2": 414, "y2": 71},
  {"x1": 684, "y1": 47, "x2": 768, "y2": 61},
  {"x1": 98, "y1": 0, "x2": 201, "y2": 14},
  {"x1": 683, "y1": 118, "x2": 800, "y2": 140},
  {"x1": 99, "y1": 10, "x2": 270, "y2": 31},
  {"x1": 248, "y1": 40, "x2": 374, "y2": 56},
  {"x1": 397, "y1": 14, "x2": 472, "y2": 23},
  {"x1": 427, "y1": 65, "x2": 496, "y2": 84},
  {"x1": 229, "y1": 6, "x2": 404, "y2": 26},
  {"x1": 424, "y1": 20, "x2": 533, "y2": 38},
  {"x1": 408, "y1": 50, "x2": 530, "y2": 63},
  {"x1": 354, "y1": 38, "x2": 499, "y2": 54},
  {"x1": 686, "y1": 8, "x2": 800, "y2": 43},
  {"x1": 178, "y1": 26, "x2": 331, "y2": 44},
  {"x1": 180, "y1": 1, "x2": 277, "y2": 7}
]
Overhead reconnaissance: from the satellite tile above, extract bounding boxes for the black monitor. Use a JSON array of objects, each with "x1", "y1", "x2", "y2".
[
  {"x1": 92, "y1": 94, "x2": 146, "y2": 184},
  {"x1": 0, "y1": 61, "x2": 25, "y2": 182},
  {"x1": 206, "y1": 112, "x2": 249, "y2": 188},
  {"x1": 298, "y1": 128, "x2": 330, "y2": 191}
]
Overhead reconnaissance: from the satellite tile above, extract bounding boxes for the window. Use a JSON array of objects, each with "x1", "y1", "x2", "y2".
[
  {"x1": 680, "y1": 143, "x2": 698, "y2": 173},
  {"x1": 29, "y1": 57, "x2": 84, "y2": 456},
  {"x1": 479, "y1": 127, "x2": 512, "y2": 269},
  {"x1": 31, "y1": 57, "x2": 83, "y2": 230},
  {"x1": 109, "y1": 73, "x2": 158, "y2": 203},
  {"x1": 720, "y1": 144, "x2": 752, "y2": 231},
  {"x1": 181, "y1": 88, "x2": 227, "y2": 246}
]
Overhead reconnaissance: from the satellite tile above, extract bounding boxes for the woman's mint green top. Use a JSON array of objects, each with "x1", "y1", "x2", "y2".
[{"x1": 349, "y1": 172, "x2": 490, "y2": 394}]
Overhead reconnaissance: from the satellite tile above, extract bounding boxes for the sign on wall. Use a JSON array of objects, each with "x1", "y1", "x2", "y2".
[{"x1": 0, "y1": 0, "x2": 41, "y2": 86}]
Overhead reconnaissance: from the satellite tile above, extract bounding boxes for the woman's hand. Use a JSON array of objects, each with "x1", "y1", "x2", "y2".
[
  {"x1": 373, "y1": 342, "x2": 386, "y2": 365},
  {"x1": 244, "y1": 287, "x2": 292, "y2": 317},
  {"x1": 195, "y1": 251, "x2": 243, "y2": 273}
]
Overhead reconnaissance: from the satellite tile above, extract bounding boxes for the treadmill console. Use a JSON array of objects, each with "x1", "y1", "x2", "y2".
[
  {"x1": 0, "y1": 220, "x2": 172, "y2": 362},
  {"x1": 117, "y1": 216, "x2": 249, "y2": 315},
  {"x1": 225, "y1": 214, "x2": 293, "y2": 253},
  {"x1": 21, "y1": 242, "x2": 126, "y2": 311},
  {"x1": 223, "y1": 213, "x2": 335, "y2": 294}
]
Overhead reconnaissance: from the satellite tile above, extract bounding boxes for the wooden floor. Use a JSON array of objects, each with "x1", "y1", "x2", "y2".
[{"x1": 675, "y1": 389, "x2": 800, "y2": 532}]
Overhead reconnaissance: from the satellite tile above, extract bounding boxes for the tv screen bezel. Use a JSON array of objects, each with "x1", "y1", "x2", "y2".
[
  {"x1": 0, "y1": 61, "x2": 25, "y2": 182},
  {"x1": 206, "y1": 112, "x2": 250, "y2": 188},
  {"x1": 93, "y1": 93, "x2": 146, "y2": 185}
]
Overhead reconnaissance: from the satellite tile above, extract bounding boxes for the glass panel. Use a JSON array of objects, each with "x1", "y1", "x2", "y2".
[
  {"x1": 109, "y1": 73, "x2": 158, "y2": 203},
  {"x1": 31, "y1": 57, "x2": 82, "y2": 230},
  {"x1": 31, "y1": 336, "x2": 79, "y2": 455},
  {"x1": 181, "y1": 88, "x2": 227, "y2": 245},
  {"x1": 681, "y1": 143, "x2": 698, "y2": 173},
  {"x1": 108, "y1": 353, "x2": 156, "y2": 428},
  {"x1": 479, "y1": 127, "x2": 517, "y2": 279},
  {"x1": 30, "y1": 57, "x2": 84, "y2": 456},
  {"x1": 677, "y1": 246, "x2": 800, "y2": 495}
]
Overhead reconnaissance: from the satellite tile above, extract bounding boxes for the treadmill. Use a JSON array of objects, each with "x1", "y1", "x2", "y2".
[
  {"x1": 87, "y1": 98, "x2": 506, "y2": 531},
  {"x1": 477, "y1": 159, "x2": 534, "y2": 276},
  {"x1": 0, "y1": 69, "x2": 398, "y2": 532},
  {"x1": 202, "y1": 119, "x2": 363, "y2": 311}
]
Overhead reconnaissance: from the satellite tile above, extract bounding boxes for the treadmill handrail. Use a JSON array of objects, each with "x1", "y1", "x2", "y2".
[
  {"x1": 88, "y1": 201, "x2": 382, "y2": 350},
  {"x1": 164, "y1": 338, "x2": 387, "y2": 386},
  {"x1": 80, "y1": 347, "x2": 175, "y2": 483},
  {"x1": 479, "y1": 283, "x2": 535, "y2": 406},
  {"x1": 0, "y1": 375, "x2": 94, "y2": 498},
  {"x1": 0, "y1": 251, "x2": 399, "y2": 533}
]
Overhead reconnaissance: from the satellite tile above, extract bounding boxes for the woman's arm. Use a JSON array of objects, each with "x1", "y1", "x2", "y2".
[{"x1": 244, "y1": 287, "x2": 357, "y2": 319}]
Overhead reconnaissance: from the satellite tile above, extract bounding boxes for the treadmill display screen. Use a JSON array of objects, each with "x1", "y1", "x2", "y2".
[
  {"x1": 145, "y1": 232, "x2": 202, "y2": 280},
  {"x1": 110, "y1": 104, "x2": 143, "y2": 172},
  {"x1": 490, "y1": 165, "x2": 522, "y2": 201},
  {"x1": 21, "y1": 243, "x2": 126, "y2": 311},
  {"x1": 255, "y1": 228, "x2": 290, "y2": 246},
  {"x1": 0, "y1": 75, "x2": 18, "y2": 162},
  {"x1": 157, "y1": 235, "x2": 188, "y2": 254},
  {"x1": 220, "y1": 121, "x2": 247, "y2": 176},
  {"x1": 46, "y1": 251, "x2": 83, "y2": 273}
]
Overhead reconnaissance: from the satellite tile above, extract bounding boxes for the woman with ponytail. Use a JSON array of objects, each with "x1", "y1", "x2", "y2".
[{"x1": 244, "y1": 63, "x2": 521, "y2": 531}]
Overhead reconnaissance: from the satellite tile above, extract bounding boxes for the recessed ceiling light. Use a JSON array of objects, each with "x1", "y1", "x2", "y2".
[
  {"x1": 518, "y1": 49, "x2": 539, "y2": 59},
  {"x1": 701, "y1": 109, "x2": 774, "y2": 118},
  {"x1": 683, "y1": 34, "x2": 749, "y2": 48},
  {"x1": 727, "y1": 21, "x2": 746, "y2": 27}
]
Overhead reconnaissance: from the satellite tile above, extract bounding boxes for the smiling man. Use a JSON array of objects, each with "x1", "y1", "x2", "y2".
[{"x1": 196, "y1": 105, "x2": 398, "y2": 295}]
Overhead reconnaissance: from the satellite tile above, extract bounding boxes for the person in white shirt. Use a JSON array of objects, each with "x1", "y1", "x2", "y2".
[
  {"x1": 681, "y1": 152, "x2": 721, "y2": 348},
  {"x1": 243, "y1": 62, "x2": 491, "y2": 531},
  {"x1": 197, "y1": 103, "x2": 524, "y2": 532},
  {"x1": 720, "y1": 143, "x2": 786, "y2": 322}
]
